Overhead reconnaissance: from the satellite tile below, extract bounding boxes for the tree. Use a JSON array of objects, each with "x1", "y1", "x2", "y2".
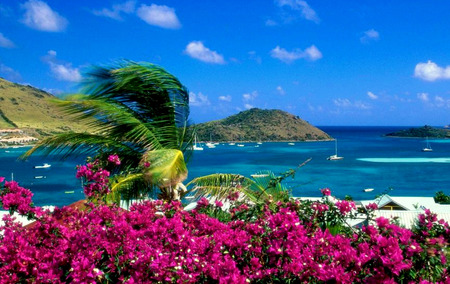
[
  {"x1": 22, "y1": 61, "x2": 191, "y2": 202},
  {"x1": 21, "y1": 60, "x2": 298, "y2": 205}
]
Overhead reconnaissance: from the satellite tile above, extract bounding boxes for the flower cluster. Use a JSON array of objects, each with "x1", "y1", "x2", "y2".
[
  {"x1": 107, "y1": 154, "x2": 121, "y2": 166},
  {"x1": 320, "y1": 187, "x2": 331, "y2": 196},
  {"x1": 76, "y1": 159, "x2": 110, "y2": 199},
  {"x1": 0, "y1": 159, "x2": 449, "y2": 283},
  {"x1": 0, "y1": 179, "x2": 34, "y2": 215}
]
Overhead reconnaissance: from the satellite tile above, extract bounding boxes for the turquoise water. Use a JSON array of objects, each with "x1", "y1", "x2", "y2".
[{"x1": 1, "y1": 126, "x2": 449, "y2": 207}]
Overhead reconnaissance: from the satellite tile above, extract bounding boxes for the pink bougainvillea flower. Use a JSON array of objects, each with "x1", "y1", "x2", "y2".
[{"x1": 320, "y1": 188, "x2": 331, "y2": 196}]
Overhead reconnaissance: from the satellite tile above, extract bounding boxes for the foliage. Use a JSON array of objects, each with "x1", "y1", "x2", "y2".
[
  {"x1": 0, "y1": 158, "x2": 449, "y2": 283},
  {"x1": 434, "y1": 191, "x2": 450, "y2": 204},
  {"x1": 20, "y1": 61, "x2": 191, "y2": 203},
  {"x1": 385, "y1": 125, "x2": 450, "y2": 138}
]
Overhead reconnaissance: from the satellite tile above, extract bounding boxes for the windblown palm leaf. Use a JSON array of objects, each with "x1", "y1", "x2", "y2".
[
  {"x1": 21, "y1": 61, "x2": 192, "y2": 203},
  {"x1": 186, "y1": 174, "x2": 260, "y2": 202},
  {"x1": 140, "y1": 149, "x2": 188, "y2": 188}
]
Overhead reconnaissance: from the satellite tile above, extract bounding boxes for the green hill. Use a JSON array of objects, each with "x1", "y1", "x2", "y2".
[
  {"x1": 385, "y1": 125, "x2": 450, "y2": 138},
  {"x1": 0, "y1": 78, "x2": 88, "y2": 136},
  {"x1": 192, "y1": 108, "x2": 331, "y2": 142}
]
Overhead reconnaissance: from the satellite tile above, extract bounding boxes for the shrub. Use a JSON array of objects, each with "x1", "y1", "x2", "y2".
[{"x1": 0, "y1": 158, "x2": 449, "y2": 283}]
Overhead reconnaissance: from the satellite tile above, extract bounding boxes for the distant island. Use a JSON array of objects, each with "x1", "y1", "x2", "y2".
[
  {"x1": 191, "y1": 108, "x2": 332, "y2": 142},
  {"x1": 385, "y1": 125, "x2": 450, "y2": 138}
]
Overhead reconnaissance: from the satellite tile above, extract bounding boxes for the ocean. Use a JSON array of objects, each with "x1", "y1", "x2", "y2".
[{"x1": 1, "y1": 126, "x2": 449, "y2": 207}]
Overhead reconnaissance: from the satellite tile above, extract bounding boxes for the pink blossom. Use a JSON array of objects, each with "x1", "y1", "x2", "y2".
[
  {"x1": 366, "y1": 203, "x2": 378, "y2": 210},
  {"x1": 107, "y1": 154, "x2": 121, "y2": 165},
  {"x1": 320, "y1": 188, "x2": 331, "y2": 196}
]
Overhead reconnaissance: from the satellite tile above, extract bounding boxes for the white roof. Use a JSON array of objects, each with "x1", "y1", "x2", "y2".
[
  {"x1": 360, "y1": 195, "x2": 450, "y2": 213},
  {"x1": 372, "y1": 211, "x2": 450, "y2": 229}
]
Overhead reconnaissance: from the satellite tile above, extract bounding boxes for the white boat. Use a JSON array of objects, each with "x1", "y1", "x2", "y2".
[
  {"x1": 363, "y1": 188, "x2": 374, "y2": 192},
  {"x1": 192, "y1": 135, "x2": 204, "y2": 151},
  {"x1": 251, "y1": 173, "x2": 269, "y2": 178},
  {"x1": 257, "y1": 142, "x2": 263, "y2": 145},
  {"x1": 228, "y1": 142, "x2": 236, "y2": 146},
  {"x1": 422, "y1": 137, "x2": 432, "y2": 152},
  {"x1": 288, "y1": 142, "x2": 295, "y2": 146},
  {"x1": 34, "y1": 163, "x2": 51, "y2": 169},
  {"x1": 205, "y1": 142, "x2": 216, "y2": 148},
  {"x1": 34, "y1": 175, "x2": 46, "y2": 179},
  {"x1": 237, "y1": 144, "x2": 245, "y2": 147},
  {"x1": 327, "y1": 139, "x2": 343, "y2": 160}
]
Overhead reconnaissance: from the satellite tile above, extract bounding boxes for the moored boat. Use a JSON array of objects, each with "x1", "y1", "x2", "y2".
[{"x1": 34, "y1": 163, "x2": 51, "y2": 169}]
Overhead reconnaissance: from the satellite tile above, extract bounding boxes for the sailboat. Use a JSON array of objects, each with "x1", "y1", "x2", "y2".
[
  {"x1": 327, "y1": 139, "x2": 343, "y2": 160},
  {"x1": 192, "y1": 135, "x2": 204, "y2": 151},
  {"x1": 205, "y1": 133, "x2": 216, "y2": 148},
  {"x1": 422, "y1": 137, "x2": 432, "y2": 152}
]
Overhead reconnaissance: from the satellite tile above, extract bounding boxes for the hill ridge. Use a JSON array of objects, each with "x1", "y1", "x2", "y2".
[{"x1": 192, "y1": 108, "x2": 331, "y2": 142}]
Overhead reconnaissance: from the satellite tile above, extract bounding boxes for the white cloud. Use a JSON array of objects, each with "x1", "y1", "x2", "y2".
[
  {"x1": 265, "y1": 19, "x2": 278, "y2": 26},
  {"x1": 360, "y1": 29, "x2": 379, "y2": 43},
  {"x1": 137, "y1": 4, "x2": 181, "y2": 29},
  {"x1": 0, "y1": 33, "x2": 15, "y2": 48},
  {"x1": 414, "y1": 60, "x2": 450, "y2": 81},
  {"x1": 275, "y1": 0, "x2": 320, "y2": 23},
  {"x1": 21, "y1": 0, "x2": 68, "y2": 32},
  {"x1": 189, "y1": 92, "x2": 210, "y2": 107},
  {"x1": 303, "y1": 45, "x2": 322, "y2": 60},
  {"x1": 219, "y1": 95, "x2": 232, "y2": 102},
  {"x1": 0, "y1": 63, "x2": 22, "y2": 82},
  {"x1": 244, "y1": 103, "x2": 254, "y2": 109},
  {"x1": 417, "y1": 92, "x2": 429, "y2": 102},
  {"x1": 367, "y1": 91, "x2": 378, "y2": 100},
  {"x1": 42, "y1": 50, "x2": 81, "y2": 82},
  {"x1": 93, "y1": 1, "x2": 135, "y2": 20},
  {"x1": 185, "y1": 41, "x2": 225, "y2": 64},
  {"x1": 333, "y1": 98, "x2": 370, "y2": 109},
  {"x1": 243, "y1": 91, "x2": 258, "y2": 102},
  {"x1": 270, "y1": 45, "x2": 322, "y2": 63},
  {"x1": 276, "y1": 86, "x2": 285, "y2": 95},
  {"x1": 333, "y1": 98, "x2": 351, "y2": 107}
]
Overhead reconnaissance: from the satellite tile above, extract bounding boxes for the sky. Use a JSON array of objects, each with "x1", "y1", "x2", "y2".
[{"x1": 1, "y1": 0, "x2": 450, "y2": 126}]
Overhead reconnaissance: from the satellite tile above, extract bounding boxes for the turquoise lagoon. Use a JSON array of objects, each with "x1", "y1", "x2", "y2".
[{"x1": 1, "y1": 126, "x2": 449, "y2": 207}]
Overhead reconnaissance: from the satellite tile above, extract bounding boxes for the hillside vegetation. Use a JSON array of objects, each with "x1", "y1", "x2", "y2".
[
  {"x1": 385, "y1": 125, "x2": 450, "y2": 138},
  {"x1": 0, "y1": 78, "x2": 89, "y2": 136},
  {"x1": 192, "y1": 108, "x2": 332, "y2": 142}
]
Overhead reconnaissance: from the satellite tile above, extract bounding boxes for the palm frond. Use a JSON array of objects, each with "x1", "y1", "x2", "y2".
[
  {"x1": 20, "y1": 133, "x2": 140, "y2": 165},
  {"x1": 82, "y1": 61, "x2": 189, "y2": 128},
  {"x1": 141, "y1": 149, "x2": 188, "y2": 188},
  {"x1": 51, "y1": 97, "x2": 166, "y2": 150},
  {"x1": 186, "y1": 174, "x2": 258, "y2": 202},
  {"x1": 106, "y1": 172, "x2": 150, "y2": 205}
]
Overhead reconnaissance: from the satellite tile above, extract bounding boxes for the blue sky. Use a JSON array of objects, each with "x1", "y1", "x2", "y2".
[{"x1": 1, "y1": 0, "x2": 449, "y2": 126}]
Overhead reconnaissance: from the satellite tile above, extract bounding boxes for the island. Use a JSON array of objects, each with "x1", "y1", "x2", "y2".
[
  {"x1": 190, "y1": 108, "x2": 332, "y2": 142},
  {"x1": 385, "y1": 125, "x2": 450, "y2": 138}
]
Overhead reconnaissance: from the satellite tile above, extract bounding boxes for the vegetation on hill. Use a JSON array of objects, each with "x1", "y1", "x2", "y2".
[
  {"x1": 192, "y1": 108, "x2": 332, "y2": 142},
  {"x1": 385, "y1": 125, "x2": 450, "y2": 138},
  {"x1": 0, "y1": 78, "x2": 89, "y2": 136}
]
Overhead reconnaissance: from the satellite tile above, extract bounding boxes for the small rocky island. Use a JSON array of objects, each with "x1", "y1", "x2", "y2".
[
  {"x1": 385, "y1": 125, "x2": 450, "y2": 138},
  {"x1": 191, "y1": 108, "x2": 332, "y2": 142}
]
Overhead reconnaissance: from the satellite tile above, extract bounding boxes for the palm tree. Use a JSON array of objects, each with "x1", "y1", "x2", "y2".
[
  {"x1": 22, "y1": 60, "x2": 191, "y2": 203},
  {"x1": 22, "y1": 60, "x2": 301, "y2": 206}
]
